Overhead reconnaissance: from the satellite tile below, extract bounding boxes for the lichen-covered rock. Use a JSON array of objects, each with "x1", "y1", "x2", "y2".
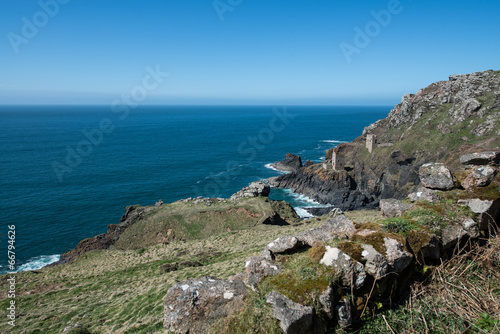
[
  {"x1": 336, "y1": 297, "x2": 352, "y2": 329},
  {"x1": 463, "y1": 198, "x2": 500, "y2": 230},
  {"x1": 230, "y1": 181, "x2": 270, "y2": 201},
  {"x1": 243, "y1": 256, "x2": 282, "y2": 289},
  {"x1": 324, "y1": 214, "x2": 356, "y2": 239},
  {"x1": 319, "y1": 285, "x2": 336, "y2": 320},
  {"x1": 164, "y1": 276, "x2": 247, "y2": 334},
  {"x1": 462, "y1": 166, "x2": 497, "y2": 189},
  {"x1": 361, "y1": 244, "x2": 389, "y2": 279},
  {"x1": 408, "y1": 186, "x2": 440, "y2": 203},
  {"x1": 449, "y1": 98, "x2": 481, "y2": 124},
  {"x1": 441, "y1": 224, "x2": 469, "y2": 250},
  {"x1": 264, "y1": 236, "x2": 303, "y2": 256},
  {"x1": 266, "y1": 292, "x2": 314, "y2": 334},
  {"x1": 320, "y1": 247, "x2": 366, "y2": 289},
  {"x1": 460, "y1": 151, "x2": 500, "y2": 166},
  {"x1": 380, "y1": 199, "x2": 411, "y2": 218},
  {"x1": 419, "y1": 163, "x2": 454, "y2": 190},
  {"x1": 383, "y1": 237, "x2": 413, "y2": 273}
]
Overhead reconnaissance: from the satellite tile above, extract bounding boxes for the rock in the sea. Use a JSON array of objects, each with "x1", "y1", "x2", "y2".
[
  {"x1": 164, "y1": 276, "x2": 247, "y2": 334},
  {"x1": 462, "y1": 166, "x2": 497, "y2": 189},
  {"x1": 419, "y1": 163, "x2": 454, "y2": 190},
  {"x1": 243, "y1": 256, "x2": 282, "y2": 289},
  {"x1": 271, "y1": 153, "x2": 303, "y2": 172},
  {"x1": 408, "y1": 186, "x2": 440, "y2": 203},
  {"x1": 383, "y1": 237, "x2": 413, "y2": 273},
  {"x1": 380, "y1": 199, "x2": 411, "y2": 218},
  {"x1": 460, "y1": 151, "x2": 500, "y2": 166},
  {"x1": 361, "y1": 244, "x2": 389, "y2": 279},
  {"x1": 230, "y1": 181, "x2": 270, "y2": 201},
  {"x1": 266, "y1": 292, "x2": 315, "y2": 334},
  {"x1": 320, "y1": 247, "x2": 366, "y2": 289}
]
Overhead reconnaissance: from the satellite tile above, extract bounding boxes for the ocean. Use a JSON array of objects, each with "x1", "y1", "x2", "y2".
[{"x1": 0, "y1": 105, "x2": 388, "y2": 274}]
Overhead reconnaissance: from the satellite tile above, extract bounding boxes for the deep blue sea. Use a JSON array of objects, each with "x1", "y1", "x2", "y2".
[{"x1": 0, "y1": 105, "x2": 388, "y2": 274}]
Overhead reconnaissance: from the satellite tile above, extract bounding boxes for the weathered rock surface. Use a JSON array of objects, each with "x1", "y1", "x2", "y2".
[
  {"x1": 320, "y1": 247, "x2": 366, "y2": 289},
  {"x1": 271, "y1": 153, "x2": 303, "y2": 172},
  {"x1": 462, "y1": 198, "x2": 500, "y2": 229},
  {"x1": 460, "y1": 151, "x2": 500, "y2": 166},
  {"x1": 361, "y1": 244, "x2": 389, "y2": 279},
  {"x1": 419, "y1": 163, "x2": 454, "y2": 190},
  {"x1": 384, "y1": 237, "x2": 413, "y2": 273},
  {"x1": 336, "y1": 298, "x2": 352, "y2": 329},
  {"x1": 164, "y1": 277, "x2": 247, "y2": 334},
  {"x1": 380, "y1": 199, "x2": 411, "y2": 218},
  {"x1": 408, "y1": 186, "x2": 440, "y2": 203},
  {"x1": 266, "y1": 291, "x2": 315, "y2": 334},
  {"x1": 243, "y1": 256, "x2": 282, "y2": 289},
  {"x1": 462, "y1": 166, "x2": 497, "y2": 189},
  {"x1": 230, "y1": 181, "x2": 270, "y2": 201}
]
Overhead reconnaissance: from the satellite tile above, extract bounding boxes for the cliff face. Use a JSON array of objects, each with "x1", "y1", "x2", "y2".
[{"x1": 270, "y1": 70, "x2": 500, "y2": 209}]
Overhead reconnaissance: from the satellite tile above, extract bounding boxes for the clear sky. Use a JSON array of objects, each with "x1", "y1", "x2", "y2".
[{"x1": 1, "y1": 0, "x2": 499, "y2": 105}]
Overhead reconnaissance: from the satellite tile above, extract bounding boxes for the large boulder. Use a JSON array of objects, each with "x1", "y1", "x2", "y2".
[
  {"x1": 419, "y1": 163, "x2": 454, "y2": 190},
  {"x1": 243, "y1": 256, "x2": 282, "y2": 289},
  {"x1": 230, "y1": 181, "x2": 270, "y2": 201},
  {"x1": 320, "y1": 247, "x2": 366, "y2": 289},
  {"x1": 463, "y1": 198, "x2": 500, "y2": 230},
  {"x1": 361, "y1": 244, "x2": 389, "y2": 279},
  {"x1": 271, "y1": 153, "x2": 303, "y2": 172},
  {"x1": 408, "y1": 186, "x2": 440, "y2": 203},
  {"x1": 266, "y1": 292, "x2": 315, "y2": 334},
  {"x1": 462, "y1": 166, "x2": 497, "y2": 189},
  {"x1": 296, "y1": 215, "x2": 355, "y2": 246},
  {"x1": 460, "y1": 151, "x2": 500, "y2": 166},
  {"x1": 164, "y1": 276, "x2": 248, "y2": 334},
  {"x1": 380, "y1": 199, "x2": 411, "y2": 218},
  {"x1": 383, "y1": 237, "x2": 413, "y2": 273},
  {"x1": 263, "y1": 236, "x2": 304, "y2": 258}
]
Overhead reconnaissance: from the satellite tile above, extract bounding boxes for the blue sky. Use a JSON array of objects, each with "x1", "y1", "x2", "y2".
[{"x1": 0, "y1": 0, "x2": 499, "y2": 105}]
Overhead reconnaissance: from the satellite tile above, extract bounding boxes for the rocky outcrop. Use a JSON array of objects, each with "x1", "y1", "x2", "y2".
[
  {"x1": 56, "y1": 205, "x2": 151, "y2": 264},
  {"x1": 164, "y1": 277, "x2": 247, "y2": 334},
  {"x1": 462, "y1": 166, "x2": 497, "y2": 189},
  {"x1": 269, "y1": 71, "x2": 500, "y2": 211},
  {"x1": 271, "y1": 153, "x2": 303, "y2": 172},
  {"x1": 408, "y1": 186, "x2": 440, "y2": 203},
  {"x1": 419, "y1": 163, "x2": 454, "y2": 190},
  {"x1": 266, "y1": 292, "x2": 316, "y2": 334},
  {"x1": 230, "y1": 181, "x2": 270, "y2": 201},
  {"x1": 380, "y1": 199, "x2": 411, "y2": 218},
  {"x1": 460, "y1": 151, "x2": 500, "y2": 166}
]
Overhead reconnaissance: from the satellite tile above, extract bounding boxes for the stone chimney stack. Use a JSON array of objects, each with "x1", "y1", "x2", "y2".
[{"x1": 366, "y1": 134, "x2": 376, "y2": 153}]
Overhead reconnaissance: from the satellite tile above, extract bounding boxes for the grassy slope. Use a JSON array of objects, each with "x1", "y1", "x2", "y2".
[
  {"x1": 0, "y1": 210, "x2": 379, "y2": 334},
  {"x1": 113, "y1": 197, "x2": 298, "y2": 250}
]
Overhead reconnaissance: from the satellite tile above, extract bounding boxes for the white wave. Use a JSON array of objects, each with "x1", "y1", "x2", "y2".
[
  {"x1": 294, "y1": 207, "x2": 315, "y2": 219},
  {"x1": 264, "y1": 163, "x2": 290, "y2": 174},
  {"x1": 16, "y1": 254, "x2": 60, "y2": 272},
  {"x1": 319, "y1": 140, "x2": 347, "y2": 144}
]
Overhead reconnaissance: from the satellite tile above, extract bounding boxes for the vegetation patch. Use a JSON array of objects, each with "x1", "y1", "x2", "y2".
[{"x1": 259, "y1": 251, "x2": 333, "y2": 306}]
